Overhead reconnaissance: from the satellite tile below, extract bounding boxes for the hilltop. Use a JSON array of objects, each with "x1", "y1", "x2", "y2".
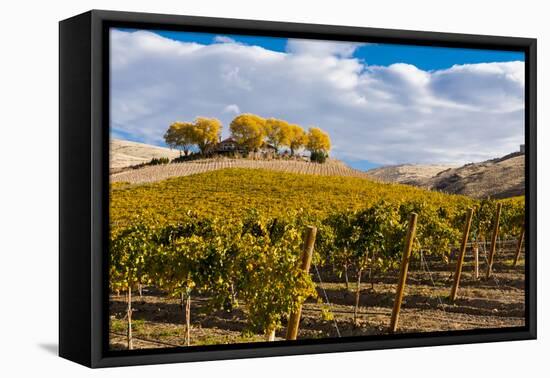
[
  {"x1": 111, "y1": 157, "x2": 370, "y2": 184},
  {"x1": 110, "y1": 138, "x2": 370, "y2": 183}
]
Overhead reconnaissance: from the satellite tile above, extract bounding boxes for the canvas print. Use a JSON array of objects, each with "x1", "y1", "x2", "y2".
[{"x1": 108, "y1": 27, "x2": 526, "y2": 351}]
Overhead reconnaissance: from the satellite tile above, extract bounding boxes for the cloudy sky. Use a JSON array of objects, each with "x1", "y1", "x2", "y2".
[{"x1": 110, "y1": 28, "x2": 525, "y2": 170}]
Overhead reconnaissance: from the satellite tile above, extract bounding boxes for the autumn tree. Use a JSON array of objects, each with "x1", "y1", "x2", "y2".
[
  {"x1": 230, "y1": 114, "x2": 267, "y2": 152},
  {"x1": 164, "y1": 118, "x2": 221, "y2": 156},
  {"x1": 193, "y1": 117, "x2": 222, "y2": 154},
  {"x1": 306, "y1": 127, "x2": 331, "y2": 154},
  {"x1": 287, "y1": 124, "x2": 308, "y2": 156},
  {"x1": 164, "y1": 122, "x2": 195, "y2": 156},
  {"x1": 264, "y1": 118, "x2": 291, "y2": 152}
]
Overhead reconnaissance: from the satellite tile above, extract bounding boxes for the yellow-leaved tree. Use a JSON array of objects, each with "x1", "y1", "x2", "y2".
[
  {"x1": 264, "y1": 118, "x2": 291, "y2": 153},
  {"x1": 306, "y1": 127, "x2": 331, "y2": 163},
  {"x1": 193, "y1": 117, "x2": 222, "y2": 154},
  {"x1": 164, "y1": 122, "x2": 196, "y2": 156},
  {"x1": 306, "y1": 127, "x2": 331, "y2": 153},
  {"x1": 287, "y1": 124, "x2": 308, "y2": 156},
  {"x1": 230, "y1": 114, "x2": 266, "y2": 152}
]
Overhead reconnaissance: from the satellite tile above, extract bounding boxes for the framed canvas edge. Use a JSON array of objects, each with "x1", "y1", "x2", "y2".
[
  {"x1": 60, "y1": 9, "x2": 537, "y2": 368},
  {"x1": 93, "y1": 330, "x2": 536, "y2": 368},
  {"x1": 525, "y1": 37, "x2": 537, "y2": 341},
  {"x1": 59, "y1": 10, "x2": 94, "y2": 367}
]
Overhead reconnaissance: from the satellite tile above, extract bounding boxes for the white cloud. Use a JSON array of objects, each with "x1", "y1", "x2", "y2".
[
  {"x1": 223, "y1": 104, "x2": 240, "y2": 114},
  {"x1": 214, "y1": 35, "x2": 236, "y2": 44},
  {"x1": 110, "y1": 29, "x2": 525, "y2": 166},
  {"x1": 430, "y1": 62, "x2": 525, "y2": 112},
  {"x1": 286, "y1": 39, "x2": 364, "y2": 58}
]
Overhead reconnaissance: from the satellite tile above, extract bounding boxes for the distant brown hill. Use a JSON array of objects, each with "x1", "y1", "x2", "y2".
[
  {"x1": 366, "y1": 164, "x2": 457, "y2": 185},
  {"x1": 110, "y1": 139, "x2": 180, "y2": 170},
  {"x1": 366, "y1": 152, "x2": 525, "y2": 199}
]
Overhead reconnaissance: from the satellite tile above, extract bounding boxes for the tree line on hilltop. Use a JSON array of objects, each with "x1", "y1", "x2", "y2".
[{"x1": 163, "y1": 114, "x2": 331, "y2": 161}]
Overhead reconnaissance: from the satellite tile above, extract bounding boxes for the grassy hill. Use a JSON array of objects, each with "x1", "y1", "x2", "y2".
[{"x1": 110, "y1": 168, "x2": 476, "y2": 230}]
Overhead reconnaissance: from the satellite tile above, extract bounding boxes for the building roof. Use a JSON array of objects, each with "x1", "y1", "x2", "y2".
[{"x1": 219, "y1": 137, "x2": 238, "y2": 144}]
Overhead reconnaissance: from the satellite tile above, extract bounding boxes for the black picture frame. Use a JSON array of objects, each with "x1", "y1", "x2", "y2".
[{"x1": 59, "y1": 9, "x2": 537, "y2": 368}]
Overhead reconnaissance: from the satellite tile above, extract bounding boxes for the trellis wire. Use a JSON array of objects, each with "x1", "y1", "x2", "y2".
[
  {"x1": 313, "y1": 263, "x2": 342, "y2": 337},
  {"x1": 420, "y1": 249, "x2": 449, "y2": 319}
]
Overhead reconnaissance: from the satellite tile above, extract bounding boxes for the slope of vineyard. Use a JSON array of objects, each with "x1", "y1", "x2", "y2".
[
  {"x1": 110, "y1": 158, "x2": 370, "y2": 184},
  {"x1": 110, "y1": 168, "x2": 476, "y2": 229}
]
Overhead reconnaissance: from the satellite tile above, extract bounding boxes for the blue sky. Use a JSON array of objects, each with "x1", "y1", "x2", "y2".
[
  {"x1": 111, "y1": 28, "x2": 525, "y2": 170},
  {"x1": 124, "y1": 28, "x2": 524, "y2": 71}
]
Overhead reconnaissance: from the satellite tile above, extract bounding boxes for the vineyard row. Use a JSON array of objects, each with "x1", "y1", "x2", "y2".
[{"x1": 110, "y1": 198, "x2": 525, "y2": 349}]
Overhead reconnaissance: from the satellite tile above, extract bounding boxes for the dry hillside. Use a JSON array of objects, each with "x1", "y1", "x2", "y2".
[
  {"x1": 110, "y1": 139, "x2": 180, "y2": 171},
  {"x1": 366, "y1": 164, "x2": 456, "y2": 184},
  {"x1": 367, "y1": 152, "x2": 525, "y2": 199}
]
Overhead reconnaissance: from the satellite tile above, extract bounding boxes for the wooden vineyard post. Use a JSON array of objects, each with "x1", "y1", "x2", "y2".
[
  {"x1": 389, "y1": 213, "x2": 417, "y2": 333},
  {"x1": 354, "y1": 258, "x2": 366, "y2": 326},
  {"x1": 450, "y1": 208, "x2": 474, "y2": 301},
  {"x1": 286, "y1": 226, "x2": 317, "y2": 340},
  {"x1": 486, "y1": 203, "x2": 502, "y2": 278},
  {"x1": 513, "y1": 224, "x2": 525, "y2": 266},
  {"x1": 185, "y1": 292, "x2": 191, "y2": 346},
  {"x1": 473, "y1": 243, "x2": 479, "y2": 279},
  {"x1": 127, "y1": 286, "x2": 133, "y2": 350}
]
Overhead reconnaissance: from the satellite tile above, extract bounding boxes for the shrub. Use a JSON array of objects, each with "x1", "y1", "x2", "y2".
[
  {"x1": 149, "y1": 157, "x2": 170, "y2": 165},
  {"x1": 310, "y1": 150, "x2": 328, "y2": 164},
  {"x1": 130, "y1": 157, "x2": 170, "y2": 170},
  {"x1": 171, "y1": 152, "x2": 212, "y2": 163}
]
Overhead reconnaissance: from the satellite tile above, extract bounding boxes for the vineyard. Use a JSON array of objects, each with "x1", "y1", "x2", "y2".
[
  {"x1": 109, "y1": 168, "x2": 525, "y2": 350},
  {"x1": 110, "y1": 158, "x2": 370, "y2": 184}
]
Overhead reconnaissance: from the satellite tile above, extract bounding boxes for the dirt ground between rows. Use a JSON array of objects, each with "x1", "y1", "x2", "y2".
[{"x1": 109, "y1": 248, "x2": 525, "y2": 350}]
